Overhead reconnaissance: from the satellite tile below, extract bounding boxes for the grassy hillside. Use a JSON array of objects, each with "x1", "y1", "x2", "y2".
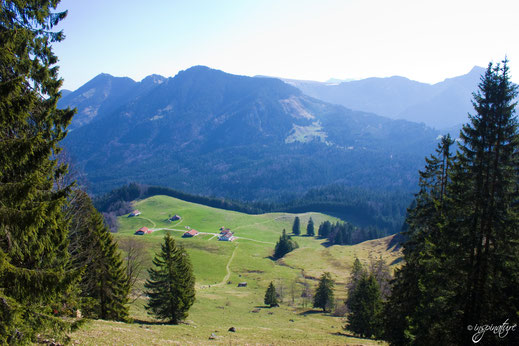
[{"x1": 70, "y1": 195, "x2": 401, "y2": 344}]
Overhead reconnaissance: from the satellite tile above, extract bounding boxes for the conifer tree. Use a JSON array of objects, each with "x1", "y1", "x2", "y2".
[
  {"x1": 346, "y1": 258, "x2": 366, "y2": 306},
  {"x1": 382, "y1": 133, "x2": 455, "y2": 344},
  {"x1": 264, "y1": 282, "x2": 279, "y2": 307},
  {"x1": 347, "y1": 274, "x2": 383, "y2": 338},
  {"x1": 450, "y1": 59, "x2": 519, "y2": 343},
  {"x1": 68, "y1": 190, "x2": 129, "y2": 321},
  {"x1": 306, "y1": 217, "x2": 315, "y2": 236},
  {"x1": 318, "y1": 220, "x2": 332, "y2": 238},
  {"x1": 273, "y1": 229, "x2": 299, "y2": 259},
  {"x1": 313, "y1": 272, "x2": 334, "y2": 312},
  {"x1": 292, "y1": 216, "x2": 301, "y2": 235},
  {"x1": 0, "y1": 1, "x2": 77, "y2": 343},
  {"x1": 145, "y1": 234, "x2": 196, "y2": 324}
]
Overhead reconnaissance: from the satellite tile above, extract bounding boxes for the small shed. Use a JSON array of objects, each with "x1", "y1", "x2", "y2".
[
  {"x1": 237, "y1": 282, "x2": 247, "y2": 287},
  {"x1": 183, "y1": 229, "x2": 199, "y2": 238},
  {"x1": 169, "y1": 214, "x2": 181, "y2": 221},
  {"x1": 129, "y1": 210, "x2": 141, "y2": 217}
]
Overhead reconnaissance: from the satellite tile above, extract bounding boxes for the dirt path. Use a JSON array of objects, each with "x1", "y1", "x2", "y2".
[
  {"x1": 214, "y1": 244, "x2": 238, "y2": 287},
  {"x1": 197, "y1": 244, "x2": 238, "y2": 289}
]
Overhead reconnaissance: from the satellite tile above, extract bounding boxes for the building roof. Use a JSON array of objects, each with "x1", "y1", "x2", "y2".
[
  {"x1": 220, "y1": 232, "x2": 234, "y2": 240},
  {"x1": 136, "y1": 226, "x2": 152, "y2": 234},
  {"x1": 186, "y1": 229, "x2": 199, "y2": 236}
]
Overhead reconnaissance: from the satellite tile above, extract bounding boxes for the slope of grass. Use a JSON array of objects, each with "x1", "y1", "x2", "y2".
[{"x1": 71, "y1": 195, "x2": 399, "y2": 344}]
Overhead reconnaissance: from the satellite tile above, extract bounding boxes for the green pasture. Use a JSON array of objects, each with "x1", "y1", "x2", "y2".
[{"x1": 71, "y1": 194, "x2": 396, "y2": 344}]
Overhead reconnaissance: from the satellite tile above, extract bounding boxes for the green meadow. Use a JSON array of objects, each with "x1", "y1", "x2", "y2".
[{"x1": 71, "y1": 195, "x2": 399, "y2": 344}]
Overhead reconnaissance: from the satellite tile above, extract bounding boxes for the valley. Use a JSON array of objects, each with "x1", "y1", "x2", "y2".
[{"x1": 70, "y1": 195, "x2": 400, "y2": 344}]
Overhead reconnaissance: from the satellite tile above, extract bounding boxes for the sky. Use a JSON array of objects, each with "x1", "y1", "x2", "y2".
[{"x1": 54, "y1": 0, "x2": 519, "y2": 91}]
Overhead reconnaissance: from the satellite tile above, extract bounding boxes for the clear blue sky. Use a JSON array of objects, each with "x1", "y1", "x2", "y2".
[{"x1": 54, "y1": 0, "x2": 519, "y2": 90}]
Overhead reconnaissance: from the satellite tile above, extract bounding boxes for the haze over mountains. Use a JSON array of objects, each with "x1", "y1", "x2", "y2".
[
  {"x1": 282, "y1": 66, "x2": 485, "y2": 129},
  {"x1": 60, "y1": 66, "x2": 444, "y2": 199}
]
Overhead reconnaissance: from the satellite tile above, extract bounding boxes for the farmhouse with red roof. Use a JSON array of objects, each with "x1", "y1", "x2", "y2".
[
  {"x1": 134, "y1": 226, "x2": 152, "y2": 235},
  {"x1": 183, "y1": 229, "x2": 199, "y2": 238}
]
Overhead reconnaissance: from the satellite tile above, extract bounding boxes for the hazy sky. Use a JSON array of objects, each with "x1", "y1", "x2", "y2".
[{"x1": 54, "y1": 0, "x2": 519, "y2": 90}]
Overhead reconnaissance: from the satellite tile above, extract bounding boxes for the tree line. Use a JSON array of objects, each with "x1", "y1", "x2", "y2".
[
  {"x1": 274, "y1": 216, "x2": 388, "y2": 254},
  {"x1": 94, "y1": 183, "x2": 409, "y2": 236}
]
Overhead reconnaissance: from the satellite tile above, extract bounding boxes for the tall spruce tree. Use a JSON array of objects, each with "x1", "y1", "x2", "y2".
[
  {"x1": 264, "y1": 282, "x2": 279, "y2": 307},
  {"x1": 346, "y1": 258, "x2": 366, "y2": 307},
  {"x1": 67, "y1": 190, "x2": 129, "y2": 321},
  {"x1": 292, "y1": 216, "x2": 301, "y2": 236},
  {"x1": 383, "y1": 60, "x2": 519, "y2": 345},
  {"x1": 0, "y1": 1, "x2": 77, "y2": 343},
  {"x1": 306, "y1": 217, "x2": 315, "y2": 236},
  {"x1": 145, "y1": 234, "x2": 196, "y2": 324},
  {"x1": 452, "y1": 59, "x2": 519, "y2": 344},
  {"x1": 347, "y1": 274, "x2": 383, "y2": 338},
  {"x1": 382, "y1": 134, "x2": 455, "y2": 345},
  {"x1": 313, "y1": 272, "x2": 334, "y2": 312}
]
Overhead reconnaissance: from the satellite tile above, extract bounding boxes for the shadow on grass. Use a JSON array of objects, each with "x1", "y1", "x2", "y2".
[
  {"x1": 132, "y1": 319, "x2": 170, "y2": 326},
  {"x1": 254, "y1": 305, "x2": 274, "y2": 309},
  {"x1": 298, "y1": 309, "x2": 326, "y2": 316},
  {"x1": 319, "y1": 240, "x2": 335, "y2": 248},
  {"x1": 331, "y1": 331, "x2": 377, "y2": 341}
]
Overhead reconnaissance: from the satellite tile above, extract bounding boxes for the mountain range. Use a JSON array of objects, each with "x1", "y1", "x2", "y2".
[
  {"x1": 59, "y1": 66, "x2": 451, "y2": 199},
  {"x1": 281, "y1": 66, "x2": 485, "y2": 129}
]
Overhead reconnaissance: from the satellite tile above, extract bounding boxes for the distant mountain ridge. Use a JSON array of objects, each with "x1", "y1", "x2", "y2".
[
  {"x1": 61, "y1": 66, "x2": 440, "y2": 199},
  {"x1": 58, "y1": 73, "x2": 167, "y2": 129},
  {"x1": 281, "y1": 66, "x2": 486, "y2": 129}
]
